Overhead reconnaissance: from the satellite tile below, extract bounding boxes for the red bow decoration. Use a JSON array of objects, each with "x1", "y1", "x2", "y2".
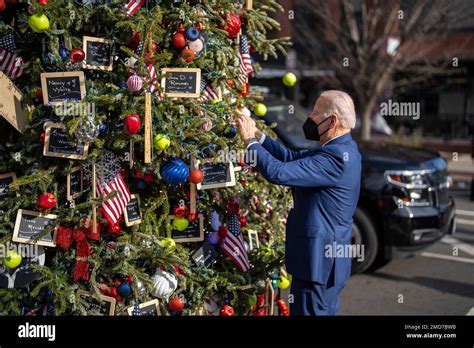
[{"x1": 56, "y1": 224, "x2": 100, "y2": 282}]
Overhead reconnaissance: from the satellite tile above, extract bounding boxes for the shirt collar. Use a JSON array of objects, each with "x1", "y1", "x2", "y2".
[{"x1": 321, "y1": 132, "x2": 352, "y2": 147}]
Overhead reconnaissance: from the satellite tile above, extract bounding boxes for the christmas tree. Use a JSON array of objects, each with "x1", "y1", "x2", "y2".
[{"x1": 0, "y1": 0, "x2": 291, "y2": 316}]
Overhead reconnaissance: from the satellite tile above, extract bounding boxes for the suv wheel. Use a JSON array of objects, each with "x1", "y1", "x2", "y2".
[{"x1": 351, "y1": 207, "x2": 378, "y2": 274}]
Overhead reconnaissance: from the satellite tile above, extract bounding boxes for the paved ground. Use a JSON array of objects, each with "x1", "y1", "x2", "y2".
[{"x1": 339, "y1": 189, "x2": 474, "y2": 315}]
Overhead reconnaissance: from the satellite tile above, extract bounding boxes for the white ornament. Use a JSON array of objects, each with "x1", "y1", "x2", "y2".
[
  {"x1": 151, "y1": 270, "x2": 178, "y2": 299},
  {"x1": 188, "y1": 39, "x2": 204, "y2": 54},
  {"x1": 241, "y1": 107, "x2": 251, "y2": 118}
]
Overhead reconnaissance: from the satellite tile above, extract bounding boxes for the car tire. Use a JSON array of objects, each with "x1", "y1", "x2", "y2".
[{"x1": 351, "y1": 207, "x2": 378, "y2": 274}]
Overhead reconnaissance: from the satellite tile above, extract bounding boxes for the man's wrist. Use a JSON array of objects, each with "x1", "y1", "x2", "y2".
[{"x1": 244, "y1": 137, "x2": 258, "y2": 146}]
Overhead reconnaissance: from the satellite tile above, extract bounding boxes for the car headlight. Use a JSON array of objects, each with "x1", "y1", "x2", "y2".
[{"x1": 384, "y1": 170, "x2": 432, "y2": 207}]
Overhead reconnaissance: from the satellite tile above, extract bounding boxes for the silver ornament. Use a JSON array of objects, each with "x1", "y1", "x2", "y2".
[
  {"x1": 135, "y1": 279, "x2": 146, "y2": 298},
  {"x1": 74, "y1": 117, "x2": 99, "y2": 143}
]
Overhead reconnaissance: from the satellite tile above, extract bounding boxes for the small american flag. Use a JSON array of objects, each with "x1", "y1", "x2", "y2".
[
  {"x1": 220, "y1": 214, "x2": 250, "y2": 272},
  {"x1": 0, "y1": 32, "x2": 23, "y2": 80},
  {"x1": 0, "y1": 32, "x2": 16, "y2": 52},
  {"x1": 96, "y1": 174, "x2": 131, "y2": 225},
  {"x1": 238, "y1": 35, "x2": 253, "y2": 84},
  {"x1": 199, "y1": 78, "x2": 219, "y2": 101},
  {"x1": 125, "y1": 0, "x2": 144, "y2": 16}
]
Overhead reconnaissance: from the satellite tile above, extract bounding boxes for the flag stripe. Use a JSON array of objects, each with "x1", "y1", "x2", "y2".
[
  {"x1": 221, "y1": 214, "x2": 249, "y2": 272},
  {"x1": 96, "y1": 174, "x2": 131, "y2": 225}
]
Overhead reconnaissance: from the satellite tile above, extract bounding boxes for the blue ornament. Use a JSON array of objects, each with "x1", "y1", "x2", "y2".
[
  {"x1": 185, "y1": 27, "x2": 200, "y2": 41},
  {"x1": 207, "y1": 231, "x2": 220, "y2": 246},
  {"x1": 119, "y1": 81, "x2": 126, "y2": 89},
  {"x1": 160, "y1": 158, "x2": 189, "y2": 186},
  {"x1": 226, "y1": 126, "x2": 237, "y2": 138},
  {"x1": 137, "y1": 179, "x2": 147, "y2": 189},
  {"x1": 98, "y1": 124, "x2": 108, "y2": 135},
  {"x1": 117, "y1": 283, "x2": 132, "y2": 298},
  {"x1": 208, "y1": 144, "x2": 215, "y2": 152},
  {"x1": 59, "y1": 48, "x2": 69, "y2": 59}
]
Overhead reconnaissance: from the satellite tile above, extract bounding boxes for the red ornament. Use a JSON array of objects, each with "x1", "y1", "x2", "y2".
[
  {"x1": 124, "y1": 114, "x2": 141, "y2": 134},
  {"x1": 187, "y1": 212, "x2": 198, "y2": 222},
  {"x1": 188, "y1": 169, "x2": 204, "y2": 184},
  {"x1": 226, "y1": 197, "x2": 240, "y2": 214},
  {"x1": 171, "y1": 264, "x2": 185, "y2": 276},
  {"x1": 172, "y1": 33, "x2": 187, "y2": 48},
  {"x1": 224, "y1": 13, "x2": 241, "y2": 39},
  {"x1": 218, "y1": 225, "x2": 228, "y2": 238},
  {"x1": 143, "y1": 173, "x2": 154, "y2": 183},
  {"x1": 169, "y1": 296, "x2": 185, "y2": 312},
  {"x1": 219, "y1": 304, "x2": 234, "y2": 316},
  {"x1": 173, "y1": 204, "x2": 189, "y2": 218},
  {"x1": 109, "y1": 223, "x2": 122, "y2": 237},
  {"x1": 150, "y1": 42, "x2": 158, "y2": 52},
  {"x1": 39, "y1": 132, "x2": 45, "y2": 143},
  {"x1": 239, "y1": 216, "x2": 247, "y2": 227},
  {"x1": 135, "y1": 171, "x2": 144, "y2": 179},
  {"x1": 38, "y1": 0, "x2": 47, "y2": 5},
  {"x1": 0, "y1": 0, "x2": 6, "y2": 11},
  {"x1": 70, "y1": 48, "x2": 85, "y2": 63},
  {"x1": 194, "y1": 22, "x2": 203, "y2": 31},
  {"x1": 37, "y1": 193, "x2": 57, "y2": 210},
  {"x1": 240, "y1": 82, "x2": 249, "y2": 96},
  {"x1": 277, "y1": 299, "x2": 289, "y2": 316},
  {"x1": 180, "y1": 48, "x2": 195, "y2": 63}
]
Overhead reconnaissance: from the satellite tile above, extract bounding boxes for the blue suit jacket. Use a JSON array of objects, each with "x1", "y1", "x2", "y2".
[{"x1": 247, "y1": 133, "x2": 361, "y2": 286}]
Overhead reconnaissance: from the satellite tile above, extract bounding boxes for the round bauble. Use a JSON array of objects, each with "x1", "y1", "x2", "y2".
[
  {"x1": 217, "y1": 225, "x2": 228, "y2": 238},
  {"x1": 70, "y1": 48, "x2": 85, "y2": 63},
  {"x1": 187, "y1": 212, "x2": 198, "y2": 222},
  {"x1": 2, "y1": 250, "x2": 22, "y2": 269},
  {"x1": 59, "y1": 48, "x2": 69, "y2": 59},
  {"x1": 188, "y1": 169, "x2": 204, "y2": 184},
  {"x1": 74, "y1": 117, "x2": 99, "y2": 143},
  {"x1": 185, "y1": 27, "x2": 200, "y2": 41},
  {"x1": 126, "y1": 74, "x2": 143, "y2": 92},
  {"x1": 283, "y1": 72, "x2": 297, "y2": 87},
  {"x1": 37, "y1": 193, "x2": 57, "y2": 210},
  {"x1": 276, "y1": 276, "x2": 291, "y2": 290},
  {"x1": 172, "y1": 217, "x2": 189, "y2": 231},
  {"x1": 199, "y1": 119, "x2": 213, "y2": 131},
  {"x1": 239, "y1": 216, "x2": 247, "y2": 227},
  {"x1": 188, "y1": 39, "x2": 204, "y2": 54},
  {"x1": 169, "y1": 296, "x2": 185, "y2": 312},
  {"x1": 172, "y1": 33, "x2": 186, "y2": 48},
  {"x1": 254, "y1": 103, "x2": 267, "y2": 117},
  {"x1": 161, "y1": 237, "x2": 176, "y2": 249},
  {"x1": 135, "y1": 279, "x2": 146, "y2": 298},
  {"x1": 150, "y1": 270, "x2": 178, "y2": 299},
  {"x1": 153, "y1": 134, "x2": 170, "y2": 151},
  {"x1": 180, "y1": 48, "x2": 195, "y2": 63},
  {"x1": 117, "y1": 282, "x2": 132, "y2": 298},
  {"x1": 161, "y1": 158, "x2": 190, "y2": 186},
  {"x1": 219, "y1": 304, "x2": 234, "y2": 316},
  {"x1": 240, "y1": 107, "x2": 251, "y2": 118},
  {"x1": 173, "y1": 204, "x2": 189, "y2": 218},
  {"x1": 226, "y1": 197, "x2": 240, "y2": 214},
  {"x1": 207, "y1": 231, "x2": 220, "y2": 246},
  {"x1": 28, "y1": 14, "x2": 50, "y2": 33},
  {"x1": 124, "y1": 114, "x2": 141, "y2": 134},
  {"x1": 224, "y1": 13, "x2": 241, "y2": 39}
]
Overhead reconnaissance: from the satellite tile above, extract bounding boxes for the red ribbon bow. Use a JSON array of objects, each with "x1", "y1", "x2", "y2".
[{"x1": 56, "y1": 224, "x2": 100, "y2": 282}]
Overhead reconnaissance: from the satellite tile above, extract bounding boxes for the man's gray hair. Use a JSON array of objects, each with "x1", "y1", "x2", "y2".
[{"x1": 319, "y1": 90, "x2": 356, "y2": 129}]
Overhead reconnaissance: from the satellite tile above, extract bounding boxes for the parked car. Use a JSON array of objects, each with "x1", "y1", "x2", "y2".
[{"x1": 261, "y1": 102, "x2": 456, "y2": 273}]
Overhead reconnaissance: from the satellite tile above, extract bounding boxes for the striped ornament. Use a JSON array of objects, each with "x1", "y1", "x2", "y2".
[
  {"x1": 126, "y1": 74, "x2": 143, "y2": 92},
  {"x1": 199, "y1": 119, "x2": 213, "y2": 131}
]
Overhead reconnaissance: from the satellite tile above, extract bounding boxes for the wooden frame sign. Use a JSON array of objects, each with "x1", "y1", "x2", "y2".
[
  {"x1": 126, "y1": 299, "x2": 161, "y2": 316},
  {"x1": 77, "y1": 290, "x2": 116, "y2": 316},
  {"x1": 82, "y1": 36, "x2": 113, "y2": 71},
  {"x1": 169, "y1": 213, "x2": 204, "y2": 243},
  {"x1": 12, "y1": 209, "x2": 57, "y2": 247},
  {"x1": 40, "y1": 72, "x2": 86, "y2": 105},
  {"x1": 0, "y1": 71, "x2": 29, "y2": 133},
  {"x1": 161, "y1": 68, "x2": 201, "y2": 98},
  {"x1": 43, "y1": 123, "x2": 89, "y2": 160},
  {"x1": 196, "y1": 159, "x2": 237, "y2": 190},
  {"x1": 248, "y1": 230, "x2": 259, "y2": 251},
  {"x1": 0, "y1": 172, "x2": 19, "y2": 201},
  {"x1": 124, "y1": 194, "x2": 142, "y2": 226}
]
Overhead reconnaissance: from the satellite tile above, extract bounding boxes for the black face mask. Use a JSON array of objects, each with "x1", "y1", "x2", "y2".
[{"x1": 303, "y1": 117, "x2": 331, "y2": 141}]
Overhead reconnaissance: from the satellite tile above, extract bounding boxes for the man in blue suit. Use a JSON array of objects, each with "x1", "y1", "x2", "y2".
[{"x1": 237, "y1": 90, "x2": 361, "y2": 316}]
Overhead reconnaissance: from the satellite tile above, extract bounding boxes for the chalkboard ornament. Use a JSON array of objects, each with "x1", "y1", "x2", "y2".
[
  {"x1": 40, "y1": 71, "x2": 86, "y2": 105},
  {"x1": 43, "y1": 123, "x2": 89, "y2": 160},
  {"x1": 168, "y1": 213, "x2": 204, "y2": 243},
  {"x1": 124, "y1": 194, "x2": 142, "y2": 227},
  {"x1": 196, "y1": 159, "x2": 237, "y2": 190},
  {"x1": 77, "y1": 290, "x2": 116, "y2": 316},
  {"x1": 12, "y1": 209, "x2": 58, "y2": 247},
  {"x1": 66, "y1": 166, "x2": 84, "y2": 201},
  {"x1": 0, "y1": 172, "x2": 19, "y2": 201},
  {"x1": 161, "y1": 68, "x2": 201, "y2": 98},
  {"x1": 82, "y1": 36, "x2": 113, "y2": 71},
  {"x1": 126, "y1": 299, "x2": 161, "y2": 316}
]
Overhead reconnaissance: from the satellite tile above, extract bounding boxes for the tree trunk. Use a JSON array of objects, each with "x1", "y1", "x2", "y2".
[{"x1": 360, "y1": 104, "x2": 372, "y2": 141}]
